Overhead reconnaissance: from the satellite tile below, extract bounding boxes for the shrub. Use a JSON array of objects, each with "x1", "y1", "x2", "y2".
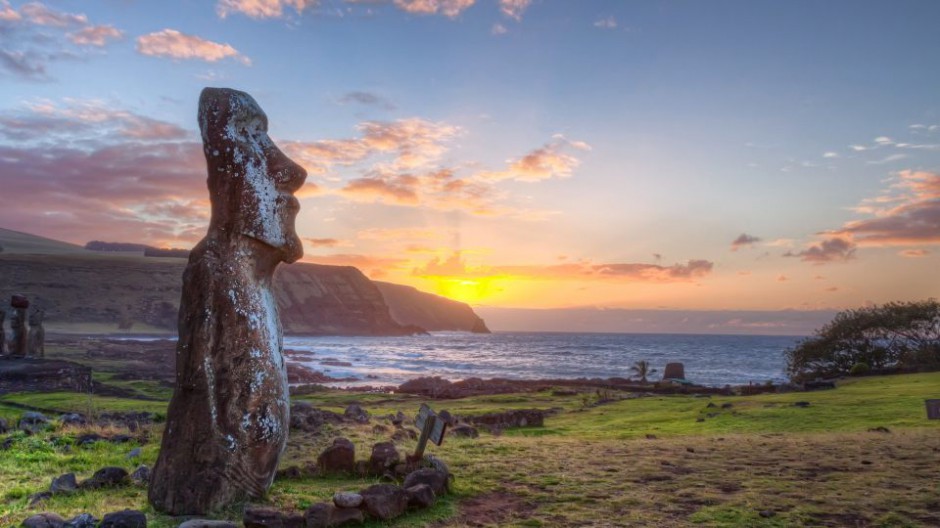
[{"x1": 849, "y1": 362, "x2": 870, "y2": 376}]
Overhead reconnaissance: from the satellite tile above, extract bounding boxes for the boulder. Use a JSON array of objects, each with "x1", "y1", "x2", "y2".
[
  {"x1": 343, "y1": 404, "x2": 369, "y2": 423},
  {"x1": 21, "y1": 513, "x2": 65, "y2": 528},
  {"x1": 131, "y1": 465, "x2": 151, "y2": 484},
  {"x1": 403, "y1": 468, "x2": 448, "y2": 496},
  {"x1": 149, "y1": 88, "x2": 306, "y2": 515},
  {"x1": 405, "y1": 484, "x2": 435, "y2": 509},
  {"x1": 289, "y1": 403, "x2": 343, "y2": 433},
  {"x1": 662, "y1": 362, "x2": 685, "y2": 380},
  {"x1": 0, "y1": 416, "x2": 8, "y2": 434},
  {"x1": 177, "y1": 521, "x2": 237, "y2": 528},
  {"x1": 63, "y1": 513, "x2": 98, "y2": 528},
  {"x1": 76, "y1": 433, "x2": 104, "y2": 446},
  {"x1": 368, "y1": 442, "x2": 400, "y2": 475},
  {"x1": 317, "y1": 438, "x2": 355, "y2": 474},
  {"x1": 18, "y1": 411, "x2": 49, "y2": 434},
  {"x1": 99, "y1": 510, "x2": 147, "y2": 528},
  {"x1": 332, "y1": 492, "x2": 363, "y2": 509},
  {"x1": 243, "y1": 507, "x2": 285, "y2": 528},
  {"x1": 303, "y1": 503, "x2": 363, "y2": 528},
  {"x1": 437, "y1": 410, "x2": 455, "y2": 426},
  {"x1": 329, "y1": 507, "x2": 364, "y2": 526},
  {"x1": 59, "y1": 414, "x2": 86, "y2": 427},
  {"x1": 80, "y1": 467, "x2": 129, "y2": 489},
  {"x1": 50, "y1": 473, "x2": 77, "y2": 495},
  {"x1": 359, "y1": 484, "x2": 408, "y2": 521},
  {"x1": 390, "y1": 411, "x2": 405, "y2": 426}
]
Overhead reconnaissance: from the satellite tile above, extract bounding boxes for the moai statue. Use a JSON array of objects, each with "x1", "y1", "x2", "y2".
[
  {"x1": 10, "y1": 295, "x2": 29, "y2": 358},
  {"x1": 0, "y1": 309, "x2": 6, "y2": 356},
  {"x1": 148, "y1": 88, "x2": 306, "y2": 515},
  {"x1": 27, "y1": 308, "x2": 45, "y2": 358}
]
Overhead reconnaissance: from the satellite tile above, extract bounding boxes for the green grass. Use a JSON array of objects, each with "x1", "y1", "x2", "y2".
[{"x1": 1, "y1": 372, "x2": 939, "y2": 527}]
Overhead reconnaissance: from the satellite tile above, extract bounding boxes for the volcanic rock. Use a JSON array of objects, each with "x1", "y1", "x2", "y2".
[
  {"x1": 369, "y1": 442, "x2": 400, "y2": 475},
  {"x1": 403, "y1": 468, "x2": 449, "y2": 496},
  {"x1": 359, "y1": 484, "x2": 408, "y2": 521},
  {"x1": 99, "y1": 510, "x2": 147, "y2": 528},
  {"x1": 317, "y1": 438, "x2": 355, "y2": 474},
  {"x1": 50, "y1": 473, "x2": 77, "y2": 494},
  {"x1": 81, "y1": 467, "x2": 129, "y2": 489},
  {"x1": 405, "y1": 484, "x2": 435, "y2": 509},
  {"x1": 21, "y1": 513, "x2": 65, "y2": 528}
]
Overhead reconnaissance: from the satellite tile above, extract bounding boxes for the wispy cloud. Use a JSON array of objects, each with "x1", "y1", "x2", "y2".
[
  {"x1": 784, "y1": 237, "x2": 856, "y2": 263},
  {"x1": 68, "y1": 25, "x2": 123, "y2": 46},
  {"x1": 136, "y1": 29, "x2": 251, "y2": 65},
  {"x1": 898, "y1": 248, "x2": 929, "y2": 258},
  {"x1": 594, "y1": 16, "x2": 617, "y2": 29},
  {"x1": 491, "y1": 22, "x2": 507, "y2": 35},
  {"x1": 392, "y1": 0, "x2": 476, "y2": 18},
  {"x1": 498, "y1": 0, "x2": 531, "y2": 20},
  {"x1": 730, "y1": 233, "x2": 761, "y2": 251},
  {"x1": 216, "y1": 0, "x2": 316, "y2": 19},
  {"x1": 338, "y1": 91, "x2": 396, "y2": 110},
  {"x1": 478, "y1": 135, "x2": 591, "y2": 182}
]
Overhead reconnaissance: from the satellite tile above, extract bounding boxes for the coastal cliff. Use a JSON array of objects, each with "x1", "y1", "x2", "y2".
[
  {"x1": 375, "y1": 281, "x2": 490, "y2": 333},
  {"x1": 0, "y1": 229, "x2": 487, "y2": 336}
]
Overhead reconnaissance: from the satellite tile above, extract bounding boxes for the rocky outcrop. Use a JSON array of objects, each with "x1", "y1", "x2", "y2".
[
  {"x1": 375, "y1": 281, "x2": 490, "y2": 333},
  {"x1": 149, "y1": 88, "x2": 306, "y2": 514}
]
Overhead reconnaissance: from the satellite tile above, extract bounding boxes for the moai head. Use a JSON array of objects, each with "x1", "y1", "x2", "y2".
[
  {"x1": 11, "y1": 294, "x2": 28, "y2": 310},
  {"x1": 197, "y1": 88, "x2": 307, "y2": 264}
]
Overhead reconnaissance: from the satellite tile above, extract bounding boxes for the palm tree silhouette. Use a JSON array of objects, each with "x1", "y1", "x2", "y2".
[{"x1": 631, "y1": 360, "x2": 657, "y2": 383}]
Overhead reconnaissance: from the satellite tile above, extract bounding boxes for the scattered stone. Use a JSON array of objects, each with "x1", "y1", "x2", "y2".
[
  {"x1": 275, "y1": 465, "x2": 303, "y2": 480},
  {"x1": 27, "y1": 491, "x2": 52, "y2": 506},
  {"x1": 19, "y1": 411, "x2": 49, "y2": 434},
  {"x1": 50, "y1": 473, "x2": 78, "y2": 495},
  {"x1": 0, "y1": 416, "x2": 8, "y2": 433},
  {"x1": 289, "y1": 403, "x2": 343, "y2": 433},
  {"x1": 686, "y1": 447, "x2": 695, "y2": 453},
  {"x1": 63, "y1": 513, "x2": 98, "y2": 528},
  {"x1": 405, "y1": 484, "x2": 435, "y2": 509},
  {"x1": 76, "y1": 433, "x2": 104, "y2": 446},
  {"x1": 99, "y1": 510, "x2": 147, "y2": 528},
  {"x1": 177, "y1": 520, "x2": 237, "y2": 528},
  {"x1": 21, "y1": 513, "x2": 65, "y2": 528},
  {"x1": 1, "y1": 436, "x2": 14, "y2": 450},
  {"x1": 391, "y1": 428, "x2": 417, "y2": 442},
  {"x1": 645, "y1": 434, "x2": 657, "y2": 440},
  {"x1": 868, "y1": 426, "x2": 891, "y2": 433},
  {"x1": 344, "y1": 404, "x2": 369, "y2": 423},
  {"x1": 149, "y1": 88, "x2": 306, "y2": 515},
  {"x1": 390, "y1": 411, "x2": 405, "y2": 426},
  {"x1": 80, "y1": 466, "x2": 129, "y2": 489},
  {"x1": 720, "y1": 403, "x2": 733, "y2": 409},
  {"x1": 425, "y1": 454, "x2": 450, "y2": 478},
  {"x1": 317, "y1": 438, "x2": 355, "y2": 474},
  {"x1": 126, "y1": 447, "x2": 142, "y2": 459},
  {"x1": 759, "y1": 510, "x2": 776, "y2": 518},
  {"x1": 437, "y1": 410, "x2": 455, "y2": 426},
  {"x1": 695, "y1": 418, "x2": 705, "y2": 423},
  {"x1": 369, "y1": 442, "x2": 400, "y2": 475},
  {"x1": 243, "y1": 507, "x2": 285, "y2": 528},
  {"x1": 403, "y1": 468, "x2": 448, "y2": 496},
  {"x1": 371, "y1": 424, "x2": 389, "y2": 435},
  {"x1": 449, "y1": 424, "x2": 478, "y2": 438},
  {"x1": 465, "y1": 409, "x2": 545, "y2": 429},
  {"x1": 329, "y1": 507, "x2": 364, "y2": 526},
  {"x1": 303, "y1": 503, "x2": 363, "y2": 528},
  {"x1": 793, "y1": 401, "x2": 811, "y2": 408},
  {"x1": 359, "y1": 484, "x2": 408, "y2": 521},
  {"x1": 110, "y1": 434, "x2": 133, "y2": 443},
  {"x1": 333, "y1": 492, "x2": 363, "y2": 509},
  {"x1": 705, "y1": 402, "x2": 717, "y2": 408},
  {"x1": 59, "y1": 413, "x2": 86, "y2": 427},
  {"x1": 130, "y1": 465, "x2": 150, "y2": 484}
]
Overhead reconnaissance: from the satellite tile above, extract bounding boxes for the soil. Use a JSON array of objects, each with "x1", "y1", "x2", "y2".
[{"x1": 437, "y1": 492, "x2": 537, "y2": 527}]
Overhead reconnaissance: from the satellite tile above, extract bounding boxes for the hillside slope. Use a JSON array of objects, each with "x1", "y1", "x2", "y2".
[
  {"x1": 375, "y1": 281, "x2": 490, "y2": 333},
  {"x1": 0, "y1": 230, "x2": 488, "y2": 335}
]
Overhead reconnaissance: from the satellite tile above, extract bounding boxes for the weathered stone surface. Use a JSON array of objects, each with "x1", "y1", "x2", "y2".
[
  {"x1": 131, "y1": 465, "x2": 150, "y2": 484},
  {"x1": 50, "y1": 473, "x2": 77, "y2": 494},
  {"x1": 63, "y1": 513, "x2": 98, "y2": 528},
  {"x1": 317, "y1": 438, "x2": 355, "y2": 474},
  {"x1": 403, "y1": 468, "x2": 449, "y2": 496},
  {"x1": 465, "y1": 409, "x2": 545, "y2": 429},
  {"x1": 59, "y1": 413, "x2": 87, "y2": 427},
  {"x1": 663, "y1": 362, "x2": 685, "y2": 380},
  {"x1": 99, "y1": 510, "x2": 147, "y2": 528},
  {"x1": 27, "y1": 491, "x2": 52, "y2": 506},
  {"x1": 243, "y1": 507, "x2": 292, "y2": 528},
  {"x1": 0, "y1": 416, "x2": 8, "y2": 433},
  {"x1": 332, "y1": 492, "x2": 363, "y2": 509},
  {"x1": 28, "y1": 308, "x2": 45, "y2": 358},
  {"x1": 437, "y1": 409, "x2": 455, "y2": 426},
  {"x1": 304, "y1": 504, "x2": 363, "y2": 528},
  {"x1": 289, "y1": 403, "x2": 343, "y2": 432},
  {"x1": 449, "y1": 424, "x2": 478, "y2": 438},
  {"x1": 344, "y1": 404, "x2": 368, "y2": 423},
  {"x1": 369, "y1": 442, "x2": 400, "y2": 475},
  {"x1": 21, "y1": 513, "x2": 65, "y2": 528},
  {"x1": 19, "y1": 411, "x2": 49, "y2": 434},
  {"x1": 177, "y1": 520, "x2": 237, "y2": 528},
  {"x1": 0, "y1": 310, "x2": 5, "y2": 355},
  {"x1": 148, "y1": 88, "x2": 307, "y2": 515},
  {"x1": 10, "y1": 294, "x2": 29, "y2": 357},
  {"x1": 359, "y1": 484, "x2": 408, "y2": 521},
  {"x1": 405, "y1": 484, "x2": 435, "y2": 509},
  {"x1": 329, "y1": 507, "x2": 364, "y2": 526},
  {"x1": 81, "y1": 467, "x2": 129, "y2": 489}
]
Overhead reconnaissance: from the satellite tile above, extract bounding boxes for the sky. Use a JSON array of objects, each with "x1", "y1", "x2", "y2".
[{"x1": 1, "y1": 0, "x2": 939, "y2": 328}]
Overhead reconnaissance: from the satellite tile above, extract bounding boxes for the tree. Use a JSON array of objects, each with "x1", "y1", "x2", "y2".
[
  {"x1": 631, "y1": 360, "x2": 657, "y2": 383},
  {"x1": 785, "y1": 299, "x2": 940, "y2": 382}
]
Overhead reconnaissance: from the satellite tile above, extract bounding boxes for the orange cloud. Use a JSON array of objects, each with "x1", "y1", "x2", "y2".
[
  {"x1": 68, "y1": 25, "x2": 123, "y2": 46},
  {"x1": 305, "y1": 238, "x2": 343, "y2": 248},
  {"x1": 216, "y1": 0, "x2": 315, "y2": 18},
  {"x1": 898, "y1": 248, "x2": 930, "y2": 258},
  {"x1": 19, "y1": 2, "x2": 86, "y2": 27},
  {"x1": 342, "y1": 174, "x2": 420, "y2": 204},
  {"x1": 784, "y1": 236, "x2": 856, "y2": 263},
  {"x1": 136, "y1": 29, "x2": 250, "y2": 65},
  {"x1": 478, "y1": 136, "x2": 590, "y2": 182},
  {"x1": 730, "y1": 233, "x2": 761, "y2": 251},
  {"x1": 831, "y1": 170, "x2": 940, "y2": 245},
  {"x1": 499, "y1": 0, "x2": 531, "y2": 20},
  {"x1": 393, "y1": 0, "x2": 476, "y2": 18}
]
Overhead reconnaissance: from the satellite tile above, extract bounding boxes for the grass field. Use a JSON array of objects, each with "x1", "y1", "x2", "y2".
[{"x1": 1, "y1": 372, "x2": 939, "y2": 527}]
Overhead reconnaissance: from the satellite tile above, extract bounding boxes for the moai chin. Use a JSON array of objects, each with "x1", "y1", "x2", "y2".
[
  {"x1": 27, "y1": 308, "x2": 45, "y2": 358},
  {"x1": 10, "y1": 295, "x2": 29, "y2": 358},
  {"x1": 148, "y1": 88, "x2": 306, "y2": 515}
]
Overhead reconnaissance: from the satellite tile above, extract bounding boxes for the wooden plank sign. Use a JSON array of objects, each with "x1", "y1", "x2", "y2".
[
  {"x1": 415, "y1": 403, "x2": 434, "y2": 431},
  {"x1": 411, "y1": 403, "x2": 448, "y2": 461},
  {"x1": 429, "y1": 413, "x2": 447, "y2": 446}
]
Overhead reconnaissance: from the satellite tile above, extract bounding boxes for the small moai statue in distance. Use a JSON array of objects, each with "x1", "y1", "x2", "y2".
[
  {"x1": 28, "y1": 308, "x2": 45, "y2": 358},
  {"x1": 0, "y1": 309, "x2": 6, "y2": 356},
  {"x1": 10, "y1": 295, "x2": 29, "y2": 357}
]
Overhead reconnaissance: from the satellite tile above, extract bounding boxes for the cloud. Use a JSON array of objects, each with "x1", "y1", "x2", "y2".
[
  {"x1": 392, "y1": 0, "x2": 475, "y2": 18},
  {"x1": 730, "y1": 233, "x2": 761, "y2": 251},
  {"x1": 338, "y1": 91, "x2": 395, "y2": 110},
  {"x1": 866, "y1": 153, "x2": 907, "y2": 165},
  {"x1": 342, "y1": 174, "x2": 420, "y2": 204},
  {"x1": 594, "y1": 16, "x2": 617, "y2": 29},
  {"x1": 136, "y1": 29, "x2": 251, "y2": 65},
  {"x1": 823, "y1": 151, "x2": 839, "y2": 159},
  {"x1": 216, "y1": 0, "x2": 316, "y2": 19},
  {"x1": 491, "y1": 23, "x2": 507, "y2": 35},
  {"x1": 499, "y1": 0, "x2": 531, "y2": 20},
  {"x1": 784, "y1": 237, "x2": 856, "y2": 263},
  {"x1": 305, "y1": 237, "x2": 343, "y2": 247},
  {"x1": 19, "y1": 2, "x2": 87, "y2": 27},
  {"x1": 898, "y1": 249, "x2": 929, "y2": 258},
  {"x1": 478, "y1": 136, "x2": 591, "y2": 182},
  {"x1": 414, "y1": 252, "x2": 714, "y2": 283},
  {"x1": 0, "y1": 99, "x2": 189, "y2": 142},
  {"x1": 68, "y1": 25, "x2": 123, "y2": 46},
  {"x1": 830, "y1": 170, "x2": 940, "y2": 245}
]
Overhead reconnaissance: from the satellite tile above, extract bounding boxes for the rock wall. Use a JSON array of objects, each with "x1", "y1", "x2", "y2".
[
  {"x1": 375, "y1": 281, "x2": 490, "y2": 333},
  {"x1": 0, "y1": 253, "x2": 484, "y2": 336}
]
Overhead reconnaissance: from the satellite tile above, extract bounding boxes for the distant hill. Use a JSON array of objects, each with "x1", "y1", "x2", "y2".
[
  {"x1": 375, "y1": 281, "x2": 490, "y2": 333},
  {"x1": 0, "y1": 229, "x2": 489, "y2": 336}
]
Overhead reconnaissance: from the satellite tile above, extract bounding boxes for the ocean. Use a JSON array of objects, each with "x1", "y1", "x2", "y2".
[{"x1": 285, "y1": 332, "x2": 804, "y2": 388}]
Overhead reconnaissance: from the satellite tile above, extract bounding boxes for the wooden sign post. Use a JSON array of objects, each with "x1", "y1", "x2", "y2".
[{"x1": 411, "y1": 403, "x2": 448, "y2": 462}]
